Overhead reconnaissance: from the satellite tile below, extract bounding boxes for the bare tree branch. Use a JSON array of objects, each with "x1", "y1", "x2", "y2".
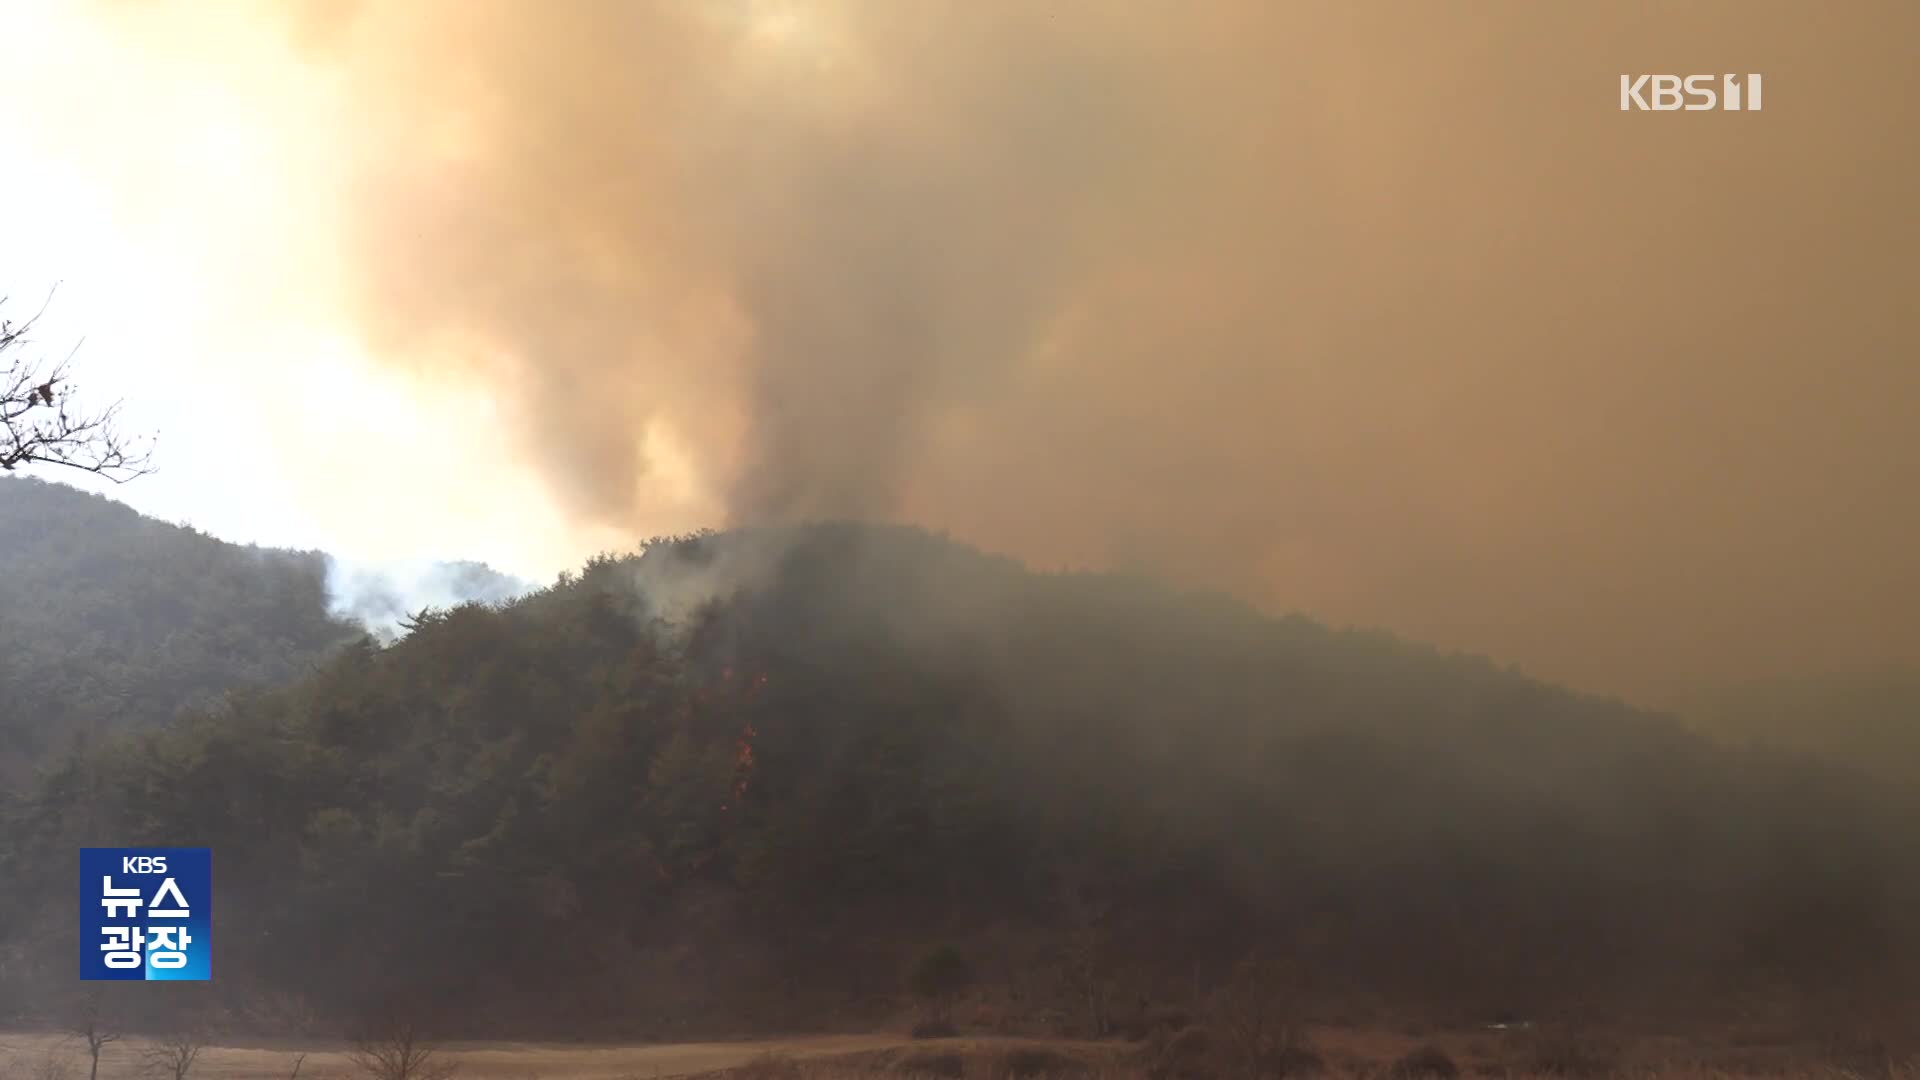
[
  {"x1": 141, "y1": 1029, "x2": 202, "y2": 1080},
  {"x1": 62, "y1": 989, "x2": 122, "y2": 1080},
  {"x1": 345, "y1": 1018, "x2": 457, "y2": 1080},
  {"x1": 1208, "y1": 949, "x2": 1318, "y2": 1078},
  {"x1": 1, "y1": 288, "x2": 153, "y2": 481},
  {"x1": 1055, "y1": 861, "x2": 1119, "y2": 1038}
]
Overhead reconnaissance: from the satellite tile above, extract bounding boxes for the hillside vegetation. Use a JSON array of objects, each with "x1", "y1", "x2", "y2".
[
  {"x1": 0, "y1": 478, "x2": 357, "y2": 775},
  {"x1": 1686, "y1": 671, "x2": 1920, "y2": 786},
  {"x1": 2, "y1": 523, "x2": 1914, "y2": 1038}
]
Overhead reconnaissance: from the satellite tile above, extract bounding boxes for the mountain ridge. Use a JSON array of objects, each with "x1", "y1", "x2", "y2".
[
  {"x1": 2, "y1": 518, "x2": 1912, "y2": 1034},
  {"x1": 0, "y1": 477, "x2": 527, "y2": 775}
]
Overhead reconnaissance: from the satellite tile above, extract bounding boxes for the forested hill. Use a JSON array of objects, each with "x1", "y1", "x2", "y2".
[
  {"x1": 0, "y1": 477, "x2": 358, "y2": 773},
  {"x1": 3, "y1": 523, "x2": 1913, "y2": 1037},
  {"x1": 1686, "y1": 671, "x2": 1920, "y2": 785}
]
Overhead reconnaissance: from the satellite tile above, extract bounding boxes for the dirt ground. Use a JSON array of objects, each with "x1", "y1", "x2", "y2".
[
  {"x1": 0, "y1": 1032, "x2": 878, "y2": 1080},
  {"x1": 0, "y1": 1033, "x2": 1118, "y2": 1080},
  {"x1": 4, "y1": 1025, "x2": 1912, "y2": 1079}
]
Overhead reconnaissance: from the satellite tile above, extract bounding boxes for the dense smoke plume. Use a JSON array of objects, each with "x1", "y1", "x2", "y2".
[{"x1": 68, "y1": 2, "x2": 1920, "y2": 699}]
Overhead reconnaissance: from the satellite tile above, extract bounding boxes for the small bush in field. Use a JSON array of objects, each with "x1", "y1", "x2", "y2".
[
  {"x1": 1817, "y1": 1034, "x2": 1898, "y2": 1080},
  {"x1": 1143, "y1": 1025, "x2": 1216, "y2": 1079},
  {"x1": 1168, "y1": 1027, "x2": 1210, "y2": 1056},
  {"x1": 1520, "y1": 1030, "x2": 1620, "y2": 1077},
  {"x1": 1153, "y1": 1010, "x2": 1194, "y2": 1034},
  {"x1": 909, "y1": 944, "x2": 975, "y2": 1020},
  {"x1": 910, "y1": 1018, "x2": 959, "y2": 1039},
  {"x1": 1389, "y1": 1044, "x2": 1460, "y2": 1079},
  {"x1": 993, "y1": 1047, "x2": 1090, "y2": 1077},
  {"x1": 893, "y1": 1050, "x2": 965, "y2": 1077},
  {"x1": 723, "y1": 1054, "x2": 804, "y2": 1080},
  {"x1": 1116, "y1": 1009, "x2": 1196, "y2": 1041},
  {"x1": 1262, "y1": 1042, "x2": 1324, "y2": 1078},
  {"x1": 1207, "y1": 951, "x2": 1321, "y2": 1077}
]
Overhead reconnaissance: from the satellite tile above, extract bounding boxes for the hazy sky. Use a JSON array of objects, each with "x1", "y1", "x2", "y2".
[{"x1": 1, "y1": 1, "x2": 1914, "y2": 705}]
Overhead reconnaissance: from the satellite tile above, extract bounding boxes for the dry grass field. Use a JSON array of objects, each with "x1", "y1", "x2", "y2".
[
  {"x1": 4, "y1": 1024, "x2": 1917, "y2": 1080},
  {"x1": 0, "y1": 1034, "x2": 1122, "y2": 1080},
  {"x1": 0, "y1": 1033, "x2": 884, "y2": 1080}
]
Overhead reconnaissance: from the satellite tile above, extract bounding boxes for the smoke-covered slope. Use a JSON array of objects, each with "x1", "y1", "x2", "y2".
[
  {"x1": 4, "y1": 523, "x2": 1913, "y2": 1035},
  {"x1": 0, "y1": 480, "x2": 545, "y2": 776}
]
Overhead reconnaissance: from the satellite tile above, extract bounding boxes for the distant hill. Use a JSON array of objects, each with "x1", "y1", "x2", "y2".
[
  {"x1": 0, "y1": 478, "x2": 366, "y2": 775},
  {"x1": 3, "y1": 522, "x2": 1913, "y2": 1036}
]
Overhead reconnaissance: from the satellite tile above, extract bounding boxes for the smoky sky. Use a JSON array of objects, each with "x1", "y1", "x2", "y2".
[{"x1": 232, "y1": 0, "x2": 1917, "y2": 702}]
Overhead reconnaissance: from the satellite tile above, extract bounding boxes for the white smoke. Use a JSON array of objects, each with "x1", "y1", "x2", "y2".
[{"x1": 324, "y1": 555, "x2": 536, "y2": 640}]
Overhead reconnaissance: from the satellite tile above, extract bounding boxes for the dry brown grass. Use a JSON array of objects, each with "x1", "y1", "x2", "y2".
[
  {"x1": 3, "y1": 1025, "x2": 1917, "y2": 1080},
  {"x1": 0, "y1": 1034, "x2": 907, "y2": 1080},
  {"x1": 703, "y1": 1061, "x2": 1920, "y2": 1080},
  {"x1": 698, "y1": 1053, "x2": 1920, "y2": 1068},
  {"x1": 694, "y1": 1026, "x2": 1920, "y2": 1080}
]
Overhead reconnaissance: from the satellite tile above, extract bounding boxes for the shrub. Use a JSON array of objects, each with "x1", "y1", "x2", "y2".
[
  {"x1": 723, "y1": 1055, "x2": 804, "y2": 1080},
  {"x1": 1389, "y1": 1045, "x2": 1460, "y2": 1080},
  {"x1": 1154, "y1": 1010, "x2": 1194, "y2": 1034},
  {"x1": 910, "y1": 1019, "x2": 959, "y2": 1039},
  {"x1": 1818, "y1": 1034, "x2": 1898, "y2": 1080},
  {"x1": 1207, "y1": 951, "x2": 1321, "y2": 1077},
  {"x1": 908, "y1": 944, "x2": 975, "y2": 1020},
  {"x1": 993, "y1": 1047, "x2": 1090, "y2": 1078},
  {"x1": 894, "y1": 1050, "x2": 965, "y2": 1077},
  {"x1": 1261, "y1": 1042, "x2": 1324, "y2": 1078},
  {"x1": 1520, "y1": 1030, "x2": 1619, "y2": 1077},
  {"x1": 1143, "y1": 1025, "x2": 1216, "y2": 1080},
  {"x1": 1115, "y1": 1009, "x2": 1196, "y2": 1041},
  {"x1": 1168, "y1": 1027, "x2": 1211, "y2": 1057}
]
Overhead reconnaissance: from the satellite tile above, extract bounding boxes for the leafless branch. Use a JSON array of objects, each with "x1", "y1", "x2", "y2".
[
  {"x1": 1, "y1": 289, "x2": 153, "y2": 482},
  {"x1": 1208, "y1": 949, "x2": 1317, "y2": 1077},
  {"x1": 346, "y1": 1019, "x2": 457, "y2": 1080},
  {"x1": 1054, "y1": 861, "x2": 1122, "y2": 1037},
  {"x1": 62, "y1": 990, "x2": 122, "y2": 1080},
  {"x1": 141, "y1": 1029, "x2": 202, "y2": 1080}
]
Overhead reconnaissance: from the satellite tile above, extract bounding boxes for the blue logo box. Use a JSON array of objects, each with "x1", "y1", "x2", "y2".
[{"x1": 79, "y1": 848, "x2": 211, "y2": 981}]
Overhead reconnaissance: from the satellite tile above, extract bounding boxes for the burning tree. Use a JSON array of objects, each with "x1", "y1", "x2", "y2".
[{"x1": 1, "y1": 291, "x2": 151, "y2": 480}]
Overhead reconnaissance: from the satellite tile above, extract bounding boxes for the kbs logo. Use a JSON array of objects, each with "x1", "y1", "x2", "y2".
[
  {"x1": 80, "y1": 848, "x2": 211, "y2": 981},
  {"x1": 1620, "y1": 74, "x2": 1763, "y2": 111}
]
